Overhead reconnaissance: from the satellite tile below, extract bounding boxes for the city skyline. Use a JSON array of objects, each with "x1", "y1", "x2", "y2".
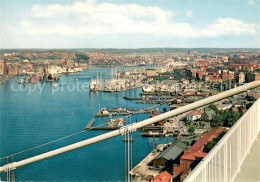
[{"x1": 1, "y1": 0, "x2": 260, "y2": 48}]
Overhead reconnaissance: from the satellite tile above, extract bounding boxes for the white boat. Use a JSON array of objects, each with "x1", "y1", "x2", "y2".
[
  {"x1": 17, "y1": 78, "x2": 28, "y2": 84},
  {"x1": 74, "y1": 68, "x2": 83, "y2": 72},
  {"x1": 53, "y1": 83, "x2": 58, "y2": 88}
]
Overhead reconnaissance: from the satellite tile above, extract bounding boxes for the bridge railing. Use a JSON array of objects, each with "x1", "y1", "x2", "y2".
[{"x1": 184, "y1": 98, "x2": 260, "y2": 182}]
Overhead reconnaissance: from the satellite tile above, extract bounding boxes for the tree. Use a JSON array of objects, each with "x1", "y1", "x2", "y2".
[
  {"x1": 186, "y1": 120, "x2": 192, "y2": 125},
  {"x1": 238, "y1": 106, "x2": 245, "y2": 112},
  {"x1": 212, "y1": 110, "x2": 241, "y2": 127},
  {"x1": 225, "y1": 111, "x2": 241, "y2": 127},
  {"x1": 212, "y1": 114, "x2": 224, "y2": 126},
  {"x1": 188, "y1": 125, "x2": 195, "y2": 134},
  {"x1": 246, "y1": 103, "x2": 253, "y2": 109},
  {"x1": 246, "y1": 95, "x2": 255, "y2": 101},
  {"x1": 204, "y1": 141, "x2": 216, "y2": 153},
  {"x1": 204, "y1": 131, "x2": 226, "y2": 152}
]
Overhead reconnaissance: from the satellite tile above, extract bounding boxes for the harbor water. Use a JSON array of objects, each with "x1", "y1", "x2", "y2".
[{"x1": 0, "y1": 67, "x2": 173, "y2": 181}]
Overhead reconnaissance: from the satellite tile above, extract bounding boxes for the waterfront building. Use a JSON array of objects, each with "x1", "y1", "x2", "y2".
[
  {"x1": 209, "y1": 76, "x2": 222, "y2": 83},
  {"x1": 173, "y1": 127, "x2": 227, "y2": 178},
  {"x1": 217, "y1": 103, "x2": 232, "y2": 111},
  {"x1": 146, "y1": 68, "x2": 157, "y2": 77},
  {"x1": 202, "y1": 109, "x2": 216, "y2": 121},
  {"x1": 186, "y1": 111, "x2": 201, "y2": 121},
  {"x1": 153, "y1": 141, "x2": 188, "y2": 168},
  {"x1": 155, "y1": 171, "x2": 173, "y2": 182}
]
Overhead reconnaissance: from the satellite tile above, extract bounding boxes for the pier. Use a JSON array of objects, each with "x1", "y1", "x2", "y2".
[
  {"x1": 130, "y1": 148, "x2": 161, "y2": 181},
  {"x1": 135, "y1": 100, "x2": 171, "y2": 104},
  {"x1": 85, "y1": 107, "x2": 159, "y2": 130},
  {"x1": 95, "y1": 107, "x2": 158, "y2": 117},
  {"x1": 139, "y1": 92, "x2": 174, "y2": 96},
  {"x1": 123, "y1": 96, "x2": 174, "y2": 101},
  {"x1": 86, "y1": 118, "x2": 95, "y2": 128}
]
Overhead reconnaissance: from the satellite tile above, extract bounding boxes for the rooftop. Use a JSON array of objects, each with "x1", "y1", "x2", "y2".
[
  {"x1": 155, "y1": 171, "x2": 173, "y2": 182},
  {"x1": 190, "y1": 127, "x2": 226, "y2": 153},
  {"x1": 155, "y1": 141, "x2": 188, "y2": 161},
  {"x1": 187, "y1": 111, "x2": 201, "y2": 116}
]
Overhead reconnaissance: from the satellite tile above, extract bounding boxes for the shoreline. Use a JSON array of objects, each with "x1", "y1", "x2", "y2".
[{"x1": 0, "y1": 76, "x2": 13, "y2": 85}]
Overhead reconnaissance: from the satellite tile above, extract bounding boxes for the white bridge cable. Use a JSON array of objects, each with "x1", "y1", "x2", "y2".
[
  {"x1": 0, "y1": 80, "x2": 260, "y2": 173},
  {"x1": 0, "y1": 104, "x2": 160, "y2": 161}
]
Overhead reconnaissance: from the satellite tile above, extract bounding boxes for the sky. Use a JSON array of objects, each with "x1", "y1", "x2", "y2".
[{"x1": 0, "y1": 0, "x2": 260, "y2": 48}]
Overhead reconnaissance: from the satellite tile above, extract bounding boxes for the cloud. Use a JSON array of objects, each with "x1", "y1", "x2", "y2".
[
  {"x1": 248, "y1": 0, "x2": 255, "y2": 5},
  {"x1": 201, "y1": 18, "x2": 256, "y2": 37},
  {"x1": 31, "y1": 0, "x2": 173, "y2": 21},
  {"x1": 21, "y1": 0, "x2": 257, "y2": 38},
  {"x1": 21, "y1": 20, "x2": 31, "y2": 27},
  {"x1": 185, "y1": 10, "x2": 193, "y2": 17}
]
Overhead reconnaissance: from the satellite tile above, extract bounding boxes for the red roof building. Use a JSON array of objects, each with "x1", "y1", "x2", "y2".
[
  {"x1": 187, "y1": 111, "x2": 201, "y2": 116},
  {"x1": 196, "y1": 71, "x2": 207, "y2": 80},
  {"x1": 173, "y1": 127, "x2": 227, "y2": 177},
  {"x1": 210, "y1": 76, "x2": 222, "y2": 83},
  {"x1": 186, "y1": 111, "x2": 201, "y2": 121},
  {"x1": 155, "y1": 171, "x2": 172, "y2": 182},
  {"x1": 221, "y1": 74, "x2": 233, "y2": 81}
]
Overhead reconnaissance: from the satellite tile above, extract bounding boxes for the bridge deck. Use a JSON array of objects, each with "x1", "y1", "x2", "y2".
[{"x1": 234, "y1": 132, "x2": 260, "y2": 182}]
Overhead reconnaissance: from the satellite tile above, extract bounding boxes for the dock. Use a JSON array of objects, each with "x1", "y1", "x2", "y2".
[
  {"x1": 135, "y1": 100, "x2": 171, "y2": 104},
  {"x1": 95, "y1": 107, "x2": 158, "y2": 117},
  {"x1": 130, "y1": 149, "x2": 161, "y2": 181},
  {"x1": 85, "y1": 106, "x2": 160, "y2": 130},
  {"x1": 139, "y1": 92, "x2": 173, "y2": 96},
  {"x1": 86, "y1": 118, "x2": 95, "y2": 128},
  {"x1": 123, "y1": 96, "x2": 174, "y2": 101}
]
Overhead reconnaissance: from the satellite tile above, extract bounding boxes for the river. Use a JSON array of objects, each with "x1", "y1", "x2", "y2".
[{"x1": 0, "y1": 67, "x2": 173, "y2": 181}]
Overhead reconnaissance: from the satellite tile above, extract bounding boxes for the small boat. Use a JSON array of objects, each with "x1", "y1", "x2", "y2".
[{"x1": 53, "y1": 83, "x2": 58, "y2": 88}]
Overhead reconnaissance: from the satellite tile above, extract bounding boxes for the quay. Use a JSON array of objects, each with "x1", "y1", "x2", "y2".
[
  {"x1": 102, "y1": 85, "x2": 142, "y2": 92},
  {"x1": 123, "y1": 96, "x2": 174, "y2": 101},
  {"x1": 130, "y1": 148, "x2": 161, "y2": 181},
  {"x1": 135, "y1": 100, "x2": 171, "y2": 104},
  {"x1": 86, "y1": 118, "x2": 95, "y2": 128},
  {"x1": 139, "y1": 92, "x2": 173, "y2": 96},
  {"x1": 169, "y1": 103, "x2": 188, "y2": 109},
  {"x1": 95, "y1": 107, "x2": 158, "y2": 117},
  {"x1": 0, "y1": 76, "x2": 12, "y2": 84},
  {"x1": 84, "y1": 117, "x2": 122, "y2": 130}
]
